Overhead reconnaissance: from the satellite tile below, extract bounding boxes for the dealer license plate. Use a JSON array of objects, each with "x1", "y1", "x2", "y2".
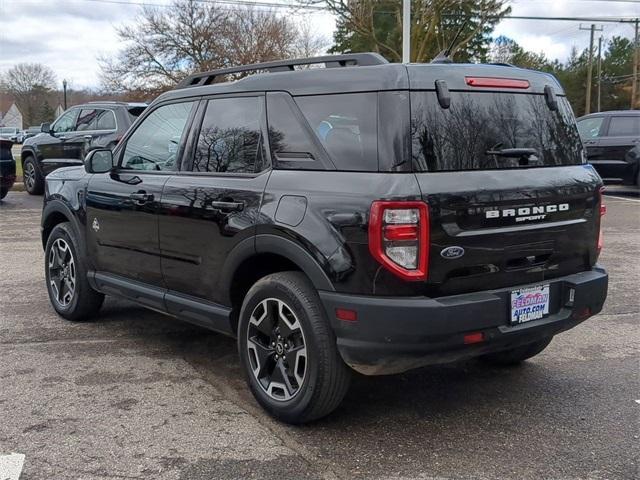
[{"x1": 510, "y1": 284, "x2": 550, "y2": 325}]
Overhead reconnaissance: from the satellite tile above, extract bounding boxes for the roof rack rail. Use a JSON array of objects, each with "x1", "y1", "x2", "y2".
[{"x1": 175, "y1": 53, "x2": 388, "y2": 89}]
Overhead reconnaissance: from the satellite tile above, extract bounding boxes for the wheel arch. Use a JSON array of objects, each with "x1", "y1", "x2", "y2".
[
  {"x1": 41, "y1": 200, "x2": 85, "y2": 253},
  {"x1": 20, "y1": 147, "x2": 37, "y2": 167},
  {"x1": 221, "y1": 234, "x2": 335, "y2": 334}
]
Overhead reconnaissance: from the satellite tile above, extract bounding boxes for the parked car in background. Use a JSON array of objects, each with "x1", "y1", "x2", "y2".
[
  {"x1": 23, "y1": 126, "x2": 43, "y2": 141},
  {"x1": 0, "y1": 139, "x2": 16, "y2": 199},
  {"x1": 0, "y1": 127, "x2": 24, "y2": 144},
  {"x1": 21, "y1": 101, "x2": 147, "y2": 194},
  {"x1": 577, "y1": 110, "x2": 640, "y2": 186}
]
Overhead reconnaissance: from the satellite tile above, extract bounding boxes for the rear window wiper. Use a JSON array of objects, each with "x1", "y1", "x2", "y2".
[
  {"x1": 485, "y1": 147, "x2": 538, "y2": 157},
  {"x1": 486, "y1": 146, "x2": 539, "y2": 166}
]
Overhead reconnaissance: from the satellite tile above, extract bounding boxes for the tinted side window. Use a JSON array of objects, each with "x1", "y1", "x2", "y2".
[
  {"x1": 52, "y1": 109, "x2": 78, "y2": 133},
  {"x1": 121, "y1": 102, "x2": 194, "y2": 171},
  {"x1": 577, "y1": 117, "x2": 604, "y2": 139},
  {"x1": 96, "y1": 110, "x2": 116, "y2": 130},
  {"x1": 295, "y1": 93, "x2": 378, "y2": 171},
  {"x1": 267, "y1": 93, "x2": 322, "y2": 170},
  {"x1": 77, "y1": 109, "x2": 116, "y2": 131},
  {"x1": 192, "y1": 97, "x2": 266, "y2": 173},
  {"x1": 607, "y1": 116, "x2": 640, "y2": 137},
  {"x1": 76, "y1": 109, "x2": 97, "y2": 131}
]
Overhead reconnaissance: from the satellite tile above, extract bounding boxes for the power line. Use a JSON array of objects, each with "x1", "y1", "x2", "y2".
[{"x1": 62, "y1": 0, "x2": 325, "y2": 10}]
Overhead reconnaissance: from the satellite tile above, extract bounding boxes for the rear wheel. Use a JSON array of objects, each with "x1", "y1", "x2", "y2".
[
  {"x1": 23, "y1": 156, "x2": 44, "y2": 195},
  {"x1": 480, "y1": 337, "x2": 553, "y2": 366},
  {"x1": 238, "y1": 271, "x2": 351, "y2": 424},
  {"x1": 45, "y1": 222, "x2": 104, "y2": 321}
]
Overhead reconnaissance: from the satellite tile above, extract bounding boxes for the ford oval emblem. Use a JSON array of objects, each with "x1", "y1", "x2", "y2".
[{"x1": 441, "y1": 246, "x2": 465, "y2": 259}]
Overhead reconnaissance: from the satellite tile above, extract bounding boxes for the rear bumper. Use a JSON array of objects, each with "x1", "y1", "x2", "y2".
[{"x1": 320, "y1": 267, "x2": 608, "y2": 375}]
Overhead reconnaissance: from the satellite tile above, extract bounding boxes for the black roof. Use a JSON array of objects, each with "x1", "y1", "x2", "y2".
[{"x1": 155, "y1": 53, "x2": 565, "y2": 105}]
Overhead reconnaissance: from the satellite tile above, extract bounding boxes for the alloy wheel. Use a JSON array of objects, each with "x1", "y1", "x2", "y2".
[
  {"x1": 48, "y1": 238, "x2": 76, "y2": 307},
  {"x1": 246, "y1": 298, "x2": 308, "y2": 401},
  {"x1": 24, "y1": 161, "x2": 35, "y2": 191}
]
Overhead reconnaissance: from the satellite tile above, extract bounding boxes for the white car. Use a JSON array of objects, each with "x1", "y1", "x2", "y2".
[{"x1": 0, "y1": 127, "x2": 24, "y2": 143}]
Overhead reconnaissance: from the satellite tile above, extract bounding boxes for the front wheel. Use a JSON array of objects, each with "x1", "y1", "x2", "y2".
[
  {"x1": 238, "y1": 271, "x2": 351, "y2": 424},
  {"x1": 45, "y1": 222, "x2": 104, "y2": 321},
  {"x1": 480, "y1": 337, "x2": 553, "y2": 366},
  {"x1": 23, "y1": 157, "x2": 44, "y2": 195}
]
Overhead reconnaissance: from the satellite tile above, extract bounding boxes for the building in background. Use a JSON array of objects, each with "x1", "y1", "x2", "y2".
[{"x1": 0, "y1": 103, "x2": 23, "y2": 129}]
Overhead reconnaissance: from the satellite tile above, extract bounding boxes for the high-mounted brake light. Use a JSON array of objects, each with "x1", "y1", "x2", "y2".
[
  {"x1": 465, "y1": 77, "x2": 530, "y2": 89},
  {"x1": 369, "y1": 201, "x2": 429, "y2": 281},
  {"x1": 597, "y1": 186, "x2": 606, "y2": 256}
]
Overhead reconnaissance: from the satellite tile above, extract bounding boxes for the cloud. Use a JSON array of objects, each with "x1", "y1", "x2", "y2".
[{"x1": 494, "y1": 0, "x2": 639, "y2": 61}]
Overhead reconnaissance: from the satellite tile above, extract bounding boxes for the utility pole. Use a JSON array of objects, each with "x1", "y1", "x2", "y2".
[
  {"x1": 580, "y1": 24, "x2": 603, "y2": 115},
  {"x1": 597, "y1": 36, "x2": 602, "y2": 112},
  {"x1": 631, "y1": 18, "x2": 639, "y2": 109},
  {"x1": 402, "y1": 0, "x2": 410, "y2": 63},
  {"x1": 62, "y1": 79, "x2": 68, "y2": 111}
]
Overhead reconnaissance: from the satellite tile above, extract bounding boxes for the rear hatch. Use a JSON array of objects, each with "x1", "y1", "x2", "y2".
[{"x1": 408, "y1": 65, "x2": 603, "y2": 296}]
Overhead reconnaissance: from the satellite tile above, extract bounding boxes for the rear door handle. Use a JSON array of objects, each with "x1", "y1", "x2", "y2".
[
  {"x1": 584, "y1": 140, "x2": 598, "y2": 145},
  {"x1": 209, "y1": 201, "x2": 244, "y2": 212},
  {"x1": 129, "y1": 191, "x2": 154, "y2": 203}
]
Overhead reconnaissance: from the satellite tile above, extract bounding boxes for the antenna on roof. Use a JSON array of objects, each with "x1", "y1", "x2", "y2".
[{"x1": 431, "y1": 20, "x2": 468, "y2": 64}]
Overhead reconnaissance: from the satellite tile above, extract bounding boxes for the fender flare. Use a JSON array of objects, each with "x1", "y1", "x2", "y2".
[
  {"x1": 41, "y1": 199, "x2": 86, "y2": 255},
  {"x1": 256, "y1": 234, "x2": 335, "y2": 291},
  {"x1": 219, "y1": 234, "x2": 335, "y2": 305}
]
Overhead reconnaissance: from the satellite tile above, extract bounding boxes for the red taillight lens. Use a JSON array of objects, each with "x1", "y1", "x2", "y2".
[
  {"x1": 465, "y1": 77, "x2": 530, "y2": 89},
  {"x1": 463, "y1": 332, "x2": 484, "y2": 345},
  {"x1": 597, "y1": 186, "x2": 606, "y2": 256},
  {"x1": 368, "y1": 201, "x2": 429, "y2": 281}
]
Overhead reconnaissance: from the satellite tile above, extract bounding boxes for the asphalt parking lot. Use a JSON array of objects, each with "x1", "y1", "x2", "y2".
[{"x1": 0, "y1": 190, "x2": 638, "y2": 480}]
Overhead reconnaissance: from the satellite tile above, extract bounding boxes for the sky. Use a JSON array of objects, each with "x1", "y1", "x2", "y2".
[{"x1": 0, "y1": 0, "x2": 638, "y2": 90}]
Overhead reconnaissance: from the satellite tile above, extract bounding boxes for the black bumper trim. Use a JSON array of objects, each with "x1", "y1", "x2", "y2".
[{"x1": 319, "y1": 267, "x2": 608, "y2": 375}]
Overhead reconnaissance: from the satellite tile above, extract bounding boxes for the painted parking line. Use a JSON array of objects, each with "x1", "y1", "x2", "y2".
[
  {"x1": 0, "y1": 453, "x2": 25, "y2": 480},
  {"x1": 604, "y1": 195, "x2": 640, "y2": 203}
]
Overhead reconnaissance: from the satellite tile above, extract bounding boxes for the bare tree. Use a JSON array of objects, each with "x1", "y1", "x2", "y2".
[
  {"x1": 292, "y1": 17, "x2": 330, "y2": 58},
  {"x1": 100, "y1": 0, "x2": 324, "y2": 95},
  {"x1": 2, "y1": 63, "x2": 57, "y2": 125}
]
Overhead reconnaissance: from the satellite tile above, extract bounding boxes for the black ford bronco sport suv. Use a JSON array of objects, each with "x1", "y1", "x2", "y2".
[{"x1": 41, "y1": 53, "x2": 608, "y2": 424}]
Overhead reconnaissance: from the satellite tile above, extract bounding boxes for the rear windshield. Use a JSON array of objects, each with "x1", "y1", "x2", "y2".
[{"x1": 411, "y1": 92, "x2": 583, "y2": 172}]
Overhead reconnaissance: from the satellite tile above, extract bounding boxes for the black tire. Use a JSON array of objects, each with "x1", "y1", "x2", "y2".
[
  {"x1": 45, "y1": 222, "x2": 104, "y2": 321},
  {"x1": 0, "y1": 187, "x2": 7, "y2": 200},
  {"x1": 23, "y1": 156, "x2": 44, "y2": 195},
  {"x1": 238, "y1": 271, "x2": 351, "y2": 424},
  {"x1": 480, "y1": 337, "x2": 553, "y2": 366}
]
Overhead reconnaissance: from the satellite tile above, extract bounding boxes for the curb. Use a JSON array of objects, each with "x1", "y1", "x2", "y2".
[{"x1": 11, "y1": 182, "x2": 25, "y2": 192}]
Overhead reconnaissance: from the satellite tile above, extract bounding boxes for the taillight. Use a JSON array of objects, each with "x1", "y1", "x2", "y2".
[
  {"x1": 465, "y1": 77, "x2": 530, "y2": 89},
  {"x1": 368, "y1": 201, "x2": 429, "y2": 281},
  {"x1": 597, "y1": 186, "x2": 606, "y2": 257}
]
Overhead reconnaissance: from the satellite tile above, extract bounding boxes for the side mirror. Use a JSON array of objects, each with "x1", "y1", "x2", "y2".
[
  {"x1": 40, "y1": 123, "x2": 51, "y2": 133},
  {"x1": 85, "y1": 149, "x2": 114, "y2": 174}
]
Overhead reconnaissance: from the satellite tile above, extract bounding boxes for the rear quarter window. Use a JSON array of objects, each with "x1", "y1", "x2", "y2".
[
  {"x1": 607, "y1": 116, "x2": 640, "y2": 137},
  {"x1": 295, "y1": 93, "x2": 378, "y2": 171}
]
